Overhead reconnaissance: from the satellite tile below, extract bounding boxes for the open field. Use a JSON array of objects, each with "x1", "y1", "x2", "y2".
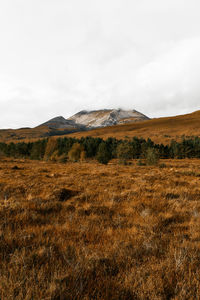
[{"x1": 0, "y1": 158, "x2": 200, "y2": 299}]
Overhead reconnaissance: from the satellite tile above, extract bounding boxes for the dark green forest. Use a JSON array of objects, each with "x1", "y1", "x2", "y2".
[{"x1": 1, "y1": 135, "x2": 200, "y2": 164}]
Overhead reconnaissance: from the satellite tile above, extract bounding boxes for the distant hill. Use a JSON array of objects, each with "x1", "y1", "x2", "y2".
[
  {"x1": 37, "y1": 116, "x2": 86, "y2": 130},
  {"x1": 67, "y1": 110, "x2": 200, "y2": 144},
  {"x1": 37, "y1": 108, "x2": 149, "y2": 130},
  {"x1": 66, "y1": 109, "x2": 150, "y2": 128},
  {"x1": 1, "y1": 109, "x2": 200, "y2": 144},
  {"x1": 38, "y1": 116, "x2": 76, "y2": 129}
]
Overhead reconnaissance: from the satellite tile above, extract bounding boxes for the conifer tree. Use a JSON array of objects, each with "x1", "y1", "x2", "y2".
[{"x1": 96, "y1": 142, "x2": 111, "y2": 164}]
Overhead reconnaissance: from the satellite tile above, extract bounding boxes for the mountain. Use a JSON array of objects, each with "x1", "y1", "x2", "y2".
[
  {"x1": 37, "y1": 108, "x2": 149, "y2": 130},
  {"x1": 2, "y1": 109, "x2": 200, "y2": 144},
  {"x1": 38, "y1": 116, "x2": 85, "y2": 130},
  {"x1": 0, "y1": 108, "x2": 149, "y2": 142},
  {"x1": 67, "y1": 110, "x2": 200, "y2": 144},
  {"x1": 67, "y1": 109, "x2": 150, "y2": 128},
  {"x1": 38, "y1": 116, "x2": 75, "y2": 129}
]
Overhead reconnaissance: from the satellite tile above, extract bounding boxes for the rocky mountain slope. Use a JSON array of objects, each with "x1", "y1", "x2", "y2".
[
  {"x1": 68, "y1": 110, "x2": 200, "y2": 144},
  {"x1": 38, "y1": 116, "x2": 85, "y2": 130},
  {"x1": 37, "y1": 108, "x2": 149, "y2": 130},
  {"x1": 0, "y1": 108, "x2": 149, "y2": 142},
  {"x1": 67, "y1": 109, "x2": 149, "y2": 128}
]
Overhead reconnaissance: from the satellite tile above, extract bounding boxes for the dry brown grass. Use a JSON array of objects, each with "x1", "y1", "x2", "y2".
[
  {"x1": 0, "y1": 126, "x2": 50, "y2": 143},
  {"x1": 68, "y1": 110, "x2": 200, "y2": 144},
  {"x1": 0, "y1": 158, "x2": 200, "y2": 299}
]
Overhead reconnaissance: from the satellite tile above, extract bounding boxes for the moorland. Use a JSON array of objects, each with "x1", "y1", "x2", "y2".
[
  {"x1": 0, "y1": 157, "x2": 200, "y2": 299},
  {"x1": 1, "y1": 110, "x2": 200, "y2": 299}
]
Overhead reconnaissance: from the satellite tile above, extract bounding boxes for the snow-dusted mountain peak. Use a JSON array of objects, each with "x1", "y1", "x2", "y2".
[{"x1": 67, "y1": 108, "x2": 149, "y2": 128}]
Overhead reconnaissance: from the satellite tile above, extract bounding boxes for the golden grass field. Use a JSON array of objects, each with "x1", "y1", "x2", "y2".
[
  {"x1": 1, "y1": 157, "x2": 200, "y2": 299},
  {"x1": 68, "y1": 110, "x2": 200, "y2": 144}
]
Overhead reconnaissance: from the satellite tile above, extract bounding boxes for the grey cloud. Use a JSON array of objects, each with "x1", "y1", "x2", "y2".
[{"x1": 0, "y1": 0, "x2": 200, "y2": 128}]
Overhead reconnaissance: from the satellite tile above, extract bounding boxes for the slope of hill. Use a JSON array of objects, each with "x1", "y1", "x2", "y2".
[
  {"x1": 0, "y1": 125, "x2": 83, "y2": 143},
  {"x1": 37, "y1": 116, "x2": 86, "y2": 130},
  {"x1": 0, "y1": 109, "x2": 199, "y2": 144},
  {"x1": 38, "y1": 116, "x2": 76, "y2": 129},
  {"x1": 0, "y1": 108, "x2": 149, "y2": 142},
  {"x1": 67, "y1": 110, "x2": 200, "y2": 144}
]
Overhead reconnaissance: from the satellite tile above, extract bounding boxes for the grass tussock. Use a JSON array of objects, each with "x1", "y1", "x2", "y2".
[{"x1": 0, "y1": 158, "x2": 200, "y2": 299}]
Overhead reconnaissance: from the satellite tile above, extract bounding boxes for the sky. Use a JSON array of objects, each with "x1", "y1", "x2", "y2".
[{"x1": 0, "y1": 0, "x2": 200, "y2": 128}]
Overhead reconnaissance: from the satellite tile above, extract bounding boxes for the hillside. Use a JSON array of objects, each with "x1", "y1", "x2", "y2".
[
  {"x1": 0, "y1": 125, "x2": 83, "y2": 143},
  {"x1": 67, "y1": 110, "x2": 200, "y2": 144},
  {"x1": 38, "y1": 116, "x2": 79, "y2": 130},
  {"x1": 0, "y1": 109, "x2": 200, "y2": 144},
  {"x1": 0, "y1": 108, "x2": 149, "y2": 142}
]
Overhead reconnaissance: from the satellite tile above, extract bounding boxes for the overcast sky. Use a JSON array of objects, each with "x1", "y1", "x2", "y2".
[{"x1": 0, "y1": 0, "x2": 200, "y2": 128}]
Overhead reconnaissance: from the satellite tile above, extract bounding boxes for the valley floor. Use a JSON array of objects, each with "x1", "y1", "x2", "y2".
[{"x1": 0, "y1": 158, "x2": 200, "y2": 299}]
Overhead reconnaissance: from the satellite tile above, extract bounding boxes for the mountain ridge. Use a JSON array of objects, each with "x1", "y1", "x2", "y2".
[
  {"x1": 0, "y1": 109, "x2": 200, "y2": 144},
  {"x1": 67, "y1": 109, "x2": 200, "y2": 144},
  {"x1": 38, "y1": 116, "x2": 84, "y2": 130},
  {"x1": 67, "y1": 108, "x2": 150, "y2": 128},
  {"x1": 38, "y1": 108, "x2": 150, "y2": 130}
]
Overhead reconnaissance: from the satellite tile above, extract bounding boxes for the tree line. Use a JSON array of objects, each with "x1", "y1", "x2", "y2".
[{"x1": 0, "y1": 136, "x2": 200, "y2": 164}]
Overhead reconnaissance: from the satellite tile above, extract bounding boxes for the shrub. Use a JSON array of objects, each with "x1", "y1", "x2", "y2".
[
  {"x1": 44, "y1": 138, "x2": 58, "y2": 160},
  {"x1": 0, "y1": 150, "x2": 5, "y2": 159},
  {"x1": 116, "y1": 142, "x2": 133, "y2": 165},
  {"x1": 68, "y1": 143, "x2": 84, "y2": 162},
  {"x1": 50, "y1": 151, "x2": 68, "y2": 163},
  {"x1": 96, "y1": 142, "x2": 111, "y2": 165},
  {"x1": 58, "y1": 154, "x2": 68, "y2": 163},
  {"x1": 145, "y1": 148, "x2": 159, "y2": 166},
  {"x1": 137, "y1": 158, "x2": 146, "y2": 166},
  {"x1": 159, "y1": 163, "x2": 166, "y2": 168},
  {"x1": 50, "y1": 150, "x2": 59, "y2": 162},
  {"x1": 80, "y1": 150, "x2": 86, "y2": 162}
]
